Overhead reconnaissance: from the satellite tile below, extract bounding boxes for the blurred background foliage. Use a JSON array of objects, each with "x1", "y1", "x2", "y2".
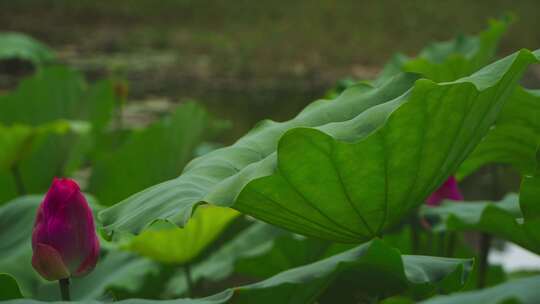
[
  {"x1": 1, "y1": 1, "x2": 540, "y2": 303},
  {"x1": 1, "y1": 0, "x2": 540, "y2": 142}
]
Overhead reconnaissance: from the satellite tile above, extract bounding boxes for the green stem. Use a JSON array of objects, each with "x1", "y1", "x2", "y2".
[
  {"x1": 446, "y1": 232, "x2": 457, "y2": 257},
  {"x1": 477, "y1": 165, "x2": 499, "y2": 287},
  {"x1": 436, "y1": 232, "x2": 446, "y2": 256},
  {"x1": 115, "y1": 84, "x2": 126, "y2": 131},
  {"x1": 10, "y1": 164, "x2": 26, "y2": 195},
  {"x1": 116, "y1": 100, "x2": 124, "y2": 130},
  {"x1": 410, "y1": 215, "x2": 420, "y2": 254},
  {"x1": 426, "y1": 232, "x2": 434, "y2": 255},
  {"x1": 490, "y1": 165, "x2": 502, "y2": 200},
  {"x1": 476, "y1": 165, "x2": 501, "y2": 288},
  {"x1": 59, "y1": 278, "x2": 70, "y2": 301},
  {"x1": 184, "y1": 264, "x2": 193, "y2": 297},
  {"x1": 477, "y1": 233, "x2": 492, "y2": 288}
]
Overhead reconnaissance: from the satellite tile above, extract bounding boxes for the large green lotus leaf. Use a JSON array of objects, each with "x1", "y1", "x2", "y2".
[
  {"x1": 458, "y1": 88, "x2": 540, "y2": 179},
  {"x1": 375, "y1": 54, "x2": 411, "y2": 87},
  {"x1": 419, "y1": 275, "x2": 540, "y2": 304},
  {"x1": 0, "y1": 32, "x2": 55, "y2": 65},
  {"x1": 233, "y1": 50, "x2": 540, "y2": 242},
  {"x1": 89, "y1": 102, "x2": 211, "y2": 206},
  {"x1": 127, "y1": 205, "x2": 239, "y2": 264},
  {"x1": 4, "y1": 240, "x2": 472, "y2": 304},
  {"x1": 0, "y1": 66, "x2": 116, "y2": 128},
  {"x1": 100, "y1": 50, "x2": 540, "y2": 240},
  {"x1": 0, "y1": 195, "x2": 159, "y2": 301},
  {"x1": 371, "y1": 18, "x2": 539, "y2": 181},
  {"x1": 375, "y1": 17, "x2": 509, "y2": 85},
  {"x1": 343, "y1": 19, "x2": 538, "y2": 182},
  {"x1": 99, "y1": 71, "x2": 418, "y2": 233},
  {"x1": 520, "y1": 152, "x2": 540, "y2": 221}
]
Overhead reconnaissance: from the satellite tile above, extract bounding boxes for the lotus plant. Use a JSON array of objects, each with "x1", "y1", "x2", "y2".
[{"x1": 31, "y1": 178, "x2": 100, "y2": 300}]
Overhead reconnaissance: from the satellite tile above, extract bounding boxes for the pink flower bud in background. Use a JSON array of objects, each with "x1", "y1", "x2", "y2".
[
  {"x1": 31, "y1": 178, "x2": 100, "y2": 281},
  {"x1": 426, "y1": 176, "x2": 463, "y2": 206}
]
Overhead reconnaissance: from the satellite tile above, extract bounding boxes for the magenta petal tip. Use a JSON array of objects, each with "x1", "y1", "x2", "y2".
[{"x1": 426, "y1": 176, "x2": 464, "y2": 206}]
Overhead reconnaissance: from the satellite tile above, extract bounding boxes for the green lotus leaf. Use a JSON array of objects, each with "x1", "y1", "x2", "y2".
[
  {"x1": 100, "y1": 49, "x2": 540, "y2": 243},
  {"x1": 458, "y1": 87, "x2": 540, "y2": 179},
  {"x1": 99, "y1": 71, "x2": 418, "y2": 234},
  {"x1": 344, "y1": 18, "x2": 539, "y2": 181},
  {"x1": 375, "y1": 16, "x2": 510, "y2": 85},
  {"x1": 233, "y1": 49, "x2": 540, "y2": 242},
  {"x1": 334, "y1": 18, "x2": 538, "y2": 181}
]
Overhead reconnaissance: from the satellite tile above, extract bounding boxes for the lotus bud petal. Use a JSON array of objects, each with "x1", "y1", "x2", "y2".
[
  {"x1": 426, "y1": 176, "x2": 463, "y2": 206},
  {"x1": 31, "y1": 178, "x2": 100, "y2": 281}
]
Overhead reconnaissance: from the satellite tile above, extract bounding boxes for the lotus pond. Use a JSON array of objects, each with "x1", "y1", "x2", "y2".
[{"x1": 1, "y1": 3, "x2": 540, "y2": 304}]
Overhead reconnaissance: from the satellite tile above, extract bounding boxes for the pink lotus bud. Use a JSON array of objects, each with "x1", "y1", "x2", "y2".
[
  {"x1": 426, "y1": 176, "x2": 463, "y2": 206},
  {"x1": 31, "y1": 178, "x2": 100, "y2": 281}
]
